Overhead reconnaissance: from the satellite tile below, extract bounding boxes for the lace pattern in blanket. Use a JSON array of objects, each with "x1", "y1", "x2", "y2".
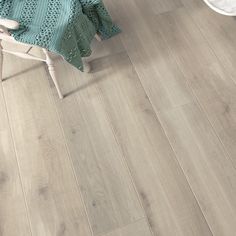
[{"x1": 0, "y1": 0, "x2": 120, "y2": 71}]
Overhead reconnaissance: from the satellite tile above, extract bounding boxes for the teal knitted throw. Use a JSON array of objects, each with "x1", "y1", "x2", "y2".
[{"x1": 0, "y1": 0, "x2": 120, "y2": 70}]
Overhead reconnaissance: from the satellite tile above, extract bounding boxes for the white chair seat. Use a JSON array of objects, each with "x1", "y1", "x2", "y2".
[{"x1": 203, "y1": 0, "x2": 236, "y2": 16}]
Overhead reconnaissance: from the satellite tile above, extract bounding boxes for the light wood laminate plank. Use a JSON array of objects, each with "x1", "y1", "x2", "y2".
[
  {"x1": 135, "y1": 0, "x2": 183, "y2": 16},
  {"x1": 56, "y1": 37, "x2": 212, "y2": 236},
  {"x1": 0, "y1": 78, "x2": 31, "y2": 235},
  {"x1": 2, "y1": 53, "x2": 92, "y2": 236},
  {"x1": 158, "y1": 103, "x2": 236, "y2": 236},
  {"x1": 102, "y1": 219, "x2": 152, "y2": 236},
  {"x1": 48, "y1": 44, "x2": 144, "y2": 235},
  {"x1": 181, "y1": 0, "x2": 236, "y2": 86},
  {"x1": 181, "y1": 0, "x2": 236, "y2": 162},
  {"x1": 107, "y1": 0, "x2": 193, "y2": 112},
  {"x1": 155, "y1": 7, "x2": 236, "y2": 169},
  {"x1": 1, "y1": 0, "x2": 236, "y2": 234}
]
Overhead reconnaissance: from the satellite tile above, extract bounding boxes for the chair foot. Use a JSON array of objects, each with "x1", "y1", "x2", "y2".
[
  {"x1": 43, "y1": 49, "x2": 64, "y2": 99},
  {"x1": 57, "y1": 91, "x2": 64, "y2": 99},
  {"x1": 83, "y1": 60, "x2": 91, "y2": 73},
  {"x1": 95, "y1": 34, "x2": 102, "y2": 42}
]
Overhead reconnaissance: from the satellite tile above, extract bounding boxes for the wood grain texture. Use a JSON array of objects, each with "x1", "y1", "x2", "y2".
[
  {"x1": 182, "y1": 0, "x2": 236, "y2": 80},
  {"x1": 48, "y1": 42, "x2": 144, "y2": 235},
  {"x1": 107, "y1": 0, "x2": 193, "y2": 112},
  {"x1": 1, "y1": 0, "x2": 236, "y2": 235},
  {"x1": 0, "y1": 76, "x2": 31, "y2": 235},
  {"x1": 155, "y1": 7, "x2": 236, "y2": 169},
  {"x1": 102, "y1": 219, "x2": 152, "y2": 236},
  {"x1": 2, "y1": 53, "x2": 92, "y2": 236},
  {"x1": 158, "y1": 103, "x2": 236, "y2": 236},
  {"x1": 63, "y1": 37, "x2": 211, "y2": 236},
  {"x1": 136, "y1": 0, "x2": 183, "y2": 16},
  {"x1": 181, "y1": 0, "x2": 236, "y2": 164}
]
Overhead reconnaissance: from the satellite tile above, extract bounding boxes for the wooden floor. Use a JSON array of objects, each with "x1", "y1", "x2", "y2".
[{"x1": 1, "y1": 0, "x2": 236, "y2": 235}]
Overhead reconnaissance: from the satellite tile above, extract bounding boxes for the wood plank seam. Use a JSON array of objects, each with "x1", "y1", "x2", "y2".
[
  {"x1": 118, "y1": 37, "x2": 214, "y2": 236},
  {"x1": 0, "y1": 82, "x2": 33, "y2": 235},
  {"x1": 159, "y1": 6, "x2": 236, "y2": 172},
  {"x1": 43, "y1": 66, "x2": 95, "y2": 236},
  {"x1": 66, "y1": 87, "x2": 143, "y2": 235},
  {"x1": 94, "y1": 40, "x2": 212, "y2": 234},
  {"x1": 93, "y1": 79, "x2": 156, "y2": 236},
  {"x1": 153, "y1": 7, "x2": 236, "y2": 234},
  {"x1": 180, "y1": 7, "x2": 236, "y2": 170}
]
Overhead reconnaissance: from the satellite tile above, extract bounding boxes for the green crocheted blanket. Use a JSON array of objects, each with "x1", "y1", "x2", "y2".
[{"x1": 0, "y1": 0, "x2": 120, "y2": 70}]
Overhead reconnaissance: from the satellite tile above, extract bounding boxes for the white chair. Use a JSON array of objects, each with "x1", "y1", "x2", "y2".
[{"x1": 0, "y1": 18, "x2": 96, "y2": 99}]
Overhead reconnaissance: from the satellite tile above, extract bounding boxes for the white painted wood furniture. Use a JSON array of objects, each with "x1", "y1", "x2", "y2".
[
  {"x1": 203, "y1": 0, "x2": 236, "y2": 16},
  {"x1": 0, "y1": 18, "x2": 93, "y2": 99}
]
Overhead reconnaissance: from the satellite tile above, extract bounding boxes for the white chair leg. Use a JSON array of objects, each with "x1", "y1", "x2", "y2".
[
  {"x1": 0, "y1": 40, "x2": 3, "y2": 82},
  {"x1": 42, "y1": 49, "x2": 63, "y2": 99},
  {"x1": 83, "y1": 59, "x2": 91, "y2": 73},
  {"x1": 95, "y1": 34, "x2": 102, "y2": 42}
]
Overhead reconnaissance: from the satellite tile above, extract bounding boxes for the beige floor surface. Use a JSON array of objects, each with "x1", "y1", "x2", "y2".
[{"x1": 1, "y1": 0, "x2": 236, "y2": 235}]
